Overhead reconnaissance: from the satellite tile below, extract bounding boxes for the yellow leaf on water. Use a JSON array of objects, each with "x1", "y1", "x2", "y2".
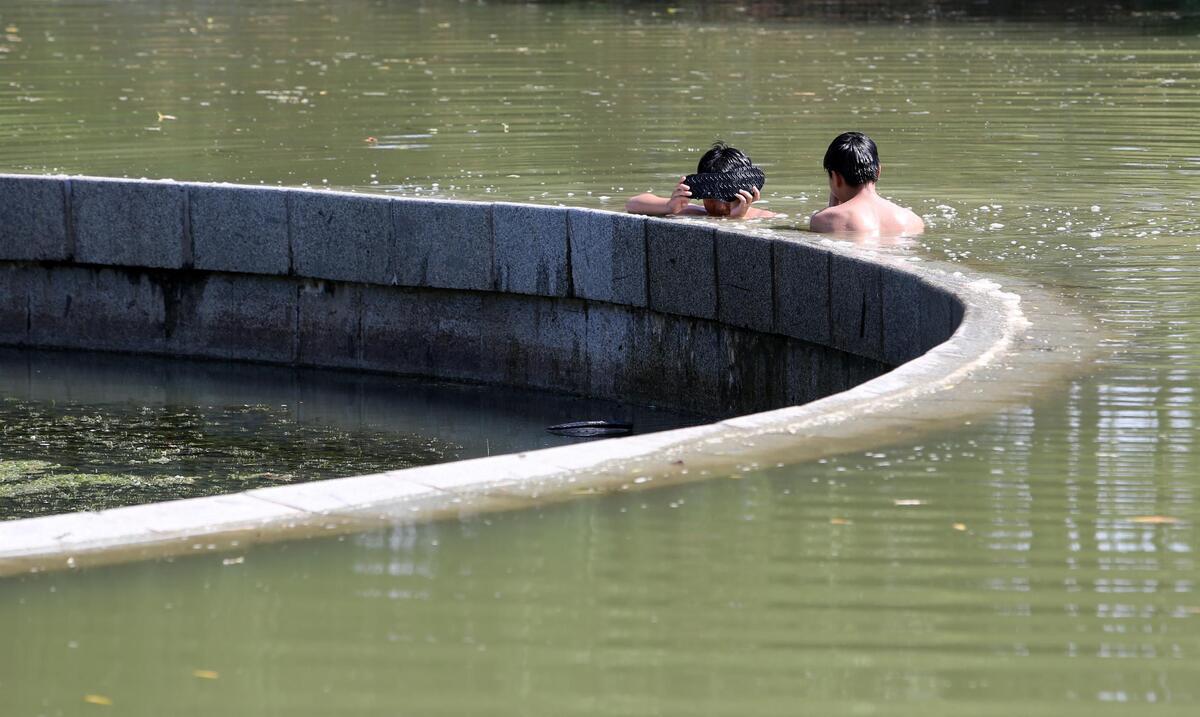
[
  {"x1": 952, "y1": 523, "x2": 967, "y2": 531},
  {"x1": 192, "y1": 669, "x2": 220, "y2": 680},
  {"x1": 1131, "y1": 515, "x2": 1180, "y2": 525},
  {"x1": 156, "y1": 112, "x2": 177, "y2": 121},
  {"x1": 830, "y1": 518, "x2": 852, "y2": 526},
  {"x1": 83, "y1": 694, "x2": 113, "y2": 706}
]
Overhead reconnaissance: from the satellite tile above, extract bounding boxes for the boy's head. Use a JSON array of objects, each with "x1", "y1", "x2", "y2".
[
  {"x1": 823, "y1": 131, "x2": 880, "y2": 186},
  {"x1": 697, "y1": 140, "x2": 753, "y2": 175},
  {"x1": 695, "y1": 141, "x2": 757, "y2": 216}
]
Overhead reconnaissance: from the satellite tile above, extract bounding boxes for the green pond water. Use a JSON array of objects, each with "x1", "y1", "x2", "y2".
[{"x1": 2, "y1": 1, "x2": 1200, "y2": 714}]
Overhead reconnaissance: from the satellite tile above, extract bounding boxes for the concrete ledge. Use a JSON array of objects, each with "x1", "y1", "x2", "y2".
[
  {"x1": 0, "y1": 175, "x2": 1075, "y2": 577},
  {"x1": 71, "y1": 177, "x2": 188, "y2": 270},
  {"x1": 291, "y1": 189, "x2": 394, "y2": 284},
  {"x1": 0, "y1": 175, "x2": 69, "y2": 261},
  {"x1": 393, "y1": 198, "x2": 493, "y2": 291},
  {"x1": 188, "y1": 184, "x2": 290, "y2": 275},
  {"x1": 493, "y1": 203, "x2": 570, "y2": 296},
  {"x1": 568, "y1": 209, "x2": 648, "y2": 307},
  {"x1": 716, "y1": 229, "x2": 774, "y2": 333},
  {"x1": 647, "y1": 219, "x2": 717, "y2": 320}
]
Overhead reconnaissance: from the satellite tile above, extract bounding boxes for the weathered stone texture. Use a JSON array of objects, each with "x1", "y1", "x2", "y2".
[
  {"x1": 190, "y1": 184, "x2": 289, "y2": 275},
  {"x1": 774, "y1": 239, "x2": 830, "y2": 345},
  {"x1": 167, "y1": 274, "x2": 295, "y2": 362},
  {"x1": 0, "y1": 175, "x2": 69, "y2": 261},
  {"x1": 393, "y1": 200, "x2": 492, "y2": 291},
  {"x1": 716, "y1": 230, "x2": 773, "y2": 333},
  {"x1": 298, "y1": 281, "x2": 362, "y2": 368},
  {"x1": 72, "y1": 179, "x2": 187, "y2": 269},
  {"x1": 28, "y1": 267, "x2": 166, "y2": 352},
  {"x1": 493, "y1": 203, "x2": 569, "y2": 296},
  {"x1": 647, "y1": 220, "x2": 716, "y2": 320},
  {"x1": 829, "y1": 253, "x2": 883, "y2": 361},
  {"x1": 291, "y1": 190, "x2": 393, "y2": 284},
  {"x1": 361, "y1": 287, "x2": 484, "y2": 380},
  {"x1": 568, "y1": 209, "x2": 647, "y2": 307}
]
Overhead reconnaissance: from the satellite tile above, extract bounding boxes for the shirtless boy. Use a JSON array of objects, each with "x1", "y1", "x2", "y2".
[
  {"x1": 626, "y1": 141, "x2": 776, "y2": 220},
  {"x1": 809, "y1": 132, "x2": 924, "y2": 236}
]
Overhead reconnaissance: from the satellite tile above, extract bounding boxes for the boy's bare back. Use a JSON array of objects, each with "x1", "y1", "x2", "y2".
[
  {"x1": 810, "y1": 132, "x2": 924, "y2": 237},
  {"x1": 809, "y1": 189, "x2": 924, "y2": 235}
]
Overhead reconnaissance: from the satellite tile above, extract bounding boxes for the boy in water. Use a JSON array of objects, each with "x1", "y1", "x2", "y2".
[
  {"x1": 810, "y1": 131, "x2": 924, "y2": 236},
  {"x1": 626, "y1": 141, "x2": 776, "y2": 219}
]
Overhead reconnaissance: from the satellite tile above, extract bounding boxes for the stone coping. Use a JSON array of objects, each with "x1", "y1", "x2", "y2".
[{"x1": 0, "y1": 175, "x2": 1087, "y2": 576}]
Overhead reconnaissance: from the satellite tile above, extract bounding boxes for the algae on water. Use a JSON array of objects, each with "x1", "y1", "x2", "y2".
[{"x1": 0, "y1": 400, "x2": 460, "y2": 520}]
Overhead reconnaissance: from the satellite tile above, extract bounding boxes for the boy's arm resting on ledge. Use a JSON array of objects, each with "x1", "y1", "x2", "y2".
[{"x1": 625, "y1": 177, "x2": 703, "y2": 216}]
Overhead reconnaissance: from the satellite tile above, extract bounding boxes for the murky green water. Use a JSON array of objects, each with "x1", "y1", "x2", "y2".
[
  {"x1": 3, "y1": 1, "x2": 1200, "y2": 714},
  {"x1": 0, "y1": 348, "x2": 698, "y2": 520}
]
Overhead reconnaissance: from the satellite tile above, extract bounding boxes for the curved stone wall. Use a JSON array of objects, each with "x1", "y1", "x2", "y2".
[
  {"x1": 0, "y1": 173, "x2": 1034, "y2": 577},
  {"x1": 0, "y1": 174, "x2": 960, "y2": 416}
]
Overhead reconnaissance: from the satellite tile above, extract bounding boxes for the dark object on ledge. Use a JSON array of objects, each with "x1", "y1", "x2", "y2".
[
  {"x1": 683, "y1": 166, "x2": 766, "y2": 202},
  {"x1": 546, "y1": 420, "x2": 634, "y2": 437}
]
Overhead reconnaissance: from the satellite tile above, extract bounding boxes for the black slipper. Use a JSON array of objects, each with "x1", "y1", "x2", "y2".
[{"x1": 683, "y1": 166, "x2": 766, "y2": 202}]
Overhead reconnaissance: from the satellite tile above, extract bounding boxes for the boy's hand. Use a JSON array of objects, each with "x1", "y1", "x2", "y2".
[
  {"x1": 728, "y1": 186, "x2": 761, "y2": 219},
  {"x1": 666, "y1": 178, "x2": 692, "y2": 215}
]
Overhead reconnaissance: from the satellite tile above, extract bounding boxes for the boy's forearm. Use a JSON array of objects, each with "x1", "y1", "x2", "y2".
[{"x1": 625, "y1": 193, "x2": 670, "y2": 215}]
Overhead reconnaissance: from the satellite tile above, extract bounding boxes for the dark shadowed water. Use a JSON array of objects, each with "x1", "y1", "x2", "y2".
[{"x1": 1, "y1": 1, "x2": 1199, "y2": 714}]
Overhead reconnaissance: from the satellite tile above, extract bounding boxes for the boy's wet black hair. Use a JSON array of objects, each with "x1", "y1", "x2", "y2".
[
  {"x1": 697, "y1": 140, "x2": 753, "y2": 174},
  {"x1": 823, "y1": 131, "x2": 880, "y2": 186}
]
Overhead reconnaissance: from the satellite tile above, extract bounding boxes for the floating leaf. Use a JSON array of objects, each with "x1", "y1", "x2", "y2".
[
  {"x1": 952, "y1": 523, "x2": 967, "y2": 531},
  {"x1": 830, "y1": 517, "x2": 852, "y2": 526},
  {"x1": 192, "y1": 669, "x2": 220, "y2": 680},
  {"x1": 83, "y1": 694, "x2": 113, "y2": 706},
  {"x1": 1131, "y1": 515, "x2": 1180, "y2": 525}
]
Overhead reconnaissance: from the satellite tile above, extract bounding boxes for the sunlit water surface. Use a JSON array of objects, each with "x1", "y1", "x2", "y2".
[{"x1": 2, "y1": 1, "x2": 1199, "y2": 714}]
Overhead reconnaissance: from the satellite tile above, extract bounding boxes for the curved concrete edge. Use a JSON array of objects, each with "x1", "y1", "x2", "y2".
[{"x1": 0, "y1": 238, "x2": 1091, "y2": 577}]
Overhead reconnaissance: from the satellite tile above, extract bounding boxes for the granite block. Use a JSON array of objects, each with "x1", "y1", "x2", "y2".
[
  {"x1": 167, "y1": 274, "x2": 296, "y2": 362},
  {"x1": 784, "y1": 340, "x2": 854, "y2": 407},
  {"x1": 361, "y1": 287, "x2": 483, "y2": 379},
  {"x1": 0, "y1": 265, "x2": 31, "y2": 345},
  {"x1": 646, "y1": 219, "x2": 716, "y2": 320},
  {"x1": 948, "y1": 297, "x2": 966, "y2": 343},
  {"x1": 189, "y1": 184, "x2": 289, "y2": 275},
  {"x1": 917, "y1": 288, "x2": 957, "y2": 353},
  {"x1": 493, "y1": 203, "x2": 569, "y2": 297},
  {"x1": 584, "y1": 303, "x2": 635, "y2": 400},
  {"x1": 28, "y1": 266, "x2": 166, "y2": 352},
  {"x1": 829, "y1": 253, "x2": 884, "y2": 361},
  {"x1": 568, "y1": 209, "x2": 647, "y2": 307},
  {"x1": 881, "y1": 268, "x2": 923, "y2": 365},
  {"x1": 716, "y1": 229, "x2": 773, "y2": 332},
  {"x1": 71, "y1": 178, "x2": 187, "y2": 269},
  {"x1": 298, "y1": 280, "x2": 362, "y2": 368},
  {"x1": 0, "y1": 175, "x2": 69, "y2": 261},
  {"x1": 719, "y1": 326, "x2": 788, "y2": 415},
  {"x1": 393, "y1": 199, "x2": 492, "y2": 291},
  {"x1": 624, "y1": 312, "x2": 722, "y2": 415},
  {"x1": 480, "y1": 295, "x2": 588, "y2": 392},
  {"x1": 290, "y1": 190, "x2": 393, "y2": 284},
  {"x1": 773, "y1": 239, "x2": 830, "y2": 345}
]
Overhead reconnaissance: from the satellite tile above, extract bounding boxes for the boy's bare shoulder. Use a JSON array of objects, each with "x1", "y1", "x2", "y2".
[{"x1": 809, "y1": 205, "x2": 850, "y2": 232}]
